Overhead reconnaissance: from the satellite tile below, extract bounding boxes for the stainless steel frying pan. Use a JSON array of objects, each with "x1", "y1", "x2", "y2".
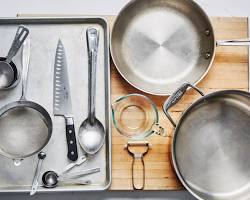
[
  {"x1": 163, "y1": 83, "x2": 250, "y2": 200},
  {"x1": 111, "y1": 0, "x2": 250, "y2": 95}
]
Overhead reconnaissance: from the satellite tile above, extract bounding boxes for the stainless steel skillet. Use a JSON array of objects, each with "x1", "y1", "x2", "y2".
[
  {"x1": 111, "y1": 0, "x2": 250, "y2": 95},
  {"x1": 163, "y1": 83, "x2": 250, "y2": 200}
]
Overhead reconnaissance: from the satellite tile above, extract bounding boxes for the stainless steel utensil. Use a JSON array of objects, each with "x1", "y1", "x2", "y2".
[
  {"x1": 30, "y1": 152, "x2": 46, "y2": 196},
  {"x1": 0, "y1": 38, "x2": 52, "y2": 163},
  {"x1": 163, "y1": 83, "x2": 250, "y2": 200},
  {"x1": 53, "y1": 39, "x2": 78, "y2": 161},
  {"x1": 125, "y1": 141, "x2": 151, "y2": 190},
  {"x1": 0, "y1": 25, "x2": 29, "y2": 89},
  {"x1": 111, "y1": 0, "x2": 250, "y2": 95},
  {"x1": 42, "y1": 171, "x2": 91, "y2": 188},
  {"x1": 59, "y1": 167, "x2": 100, "y2": 179},
  {"x1": 62, "y1": 155, "x2": 87, "y2": 174},
  {"x1": 78, "y1": 28, "x2": 105, "y2": 155},
  {"x1": 42, "y1": 167, "x2": 100, "y2": 188}
]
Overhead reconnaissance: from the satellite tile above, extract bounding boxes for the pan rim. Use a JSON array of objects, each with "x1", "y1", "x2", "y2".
[
  {"x1": 171, "y1": 90, "x2": 250, "y2": 200},
  {"x1": 0, "y1": 100, "x2": 53, "y2": 159},
  {"x1": 110, "y1": 0, "x2": 216, "y2": 96}
]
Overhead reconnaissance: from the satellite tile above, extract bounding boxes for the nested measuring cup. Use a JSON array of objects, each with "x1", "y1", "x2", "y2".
[
  {"x1": 112, "y1": 94, "x2": 165, "y2": 140},
  {"x1": 0, "y1": 25, "x2": 29, "y2": 89}
]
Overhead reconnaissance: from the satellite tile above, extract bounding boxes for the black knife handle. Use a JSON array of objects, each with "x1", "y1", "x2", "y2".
[{"x1": 65, "y1": 117, "x2": 78, "y2": 161}]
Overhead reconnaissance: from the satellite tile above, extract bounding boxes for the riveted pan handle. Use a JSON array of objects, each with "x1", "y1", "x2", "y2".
[
  {"x1": 162, "y1": 83, "x2": 204, "y2": 127},
  {"x1": 216, "y1": 39, "x2": 250, "y2": 46}
]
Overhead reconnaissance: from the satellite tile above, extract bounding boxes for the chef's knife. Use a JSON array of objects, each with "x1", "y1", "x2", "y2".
[{"x1": 54, "y1": 39, "x2": 78, "y2": 161}]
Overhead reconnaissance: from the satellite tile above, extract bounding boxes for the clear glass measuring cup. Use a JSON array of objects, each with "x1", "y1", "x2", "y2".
[{"x1": 112, "y1": 94, "x2": 165, "y2": 140}]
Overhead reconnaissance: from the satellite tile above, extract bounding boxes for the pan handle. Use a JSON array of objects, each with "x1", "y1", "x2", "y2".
[
  {"x1": 216, "y1": 39, "x2": 250, "y2": 46},
  {"x1": 162, "y1": 83, "x2": 204, "y2": 127}
]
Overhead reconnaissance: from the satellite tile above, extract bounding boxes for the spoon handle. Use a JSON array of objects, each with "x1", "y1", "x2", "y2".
[
  {"x1": 59, "y1": 179, "x2": 91, "y2": 185},
  {"x1": 86, "y1": 27, "x2": 99, "y2": 125},
  {"x1": 59, "y1": 167, "x2": 100, "y2": 179},
  {"x1": 6, "y1": 25, "x2": 29, "y2": 63},
  {"x1": 30, "y1": 152, "x2": 46, "y2": 196},
  {"x1": 62, "y1": 155, "x2": 87, "y2": 174}
]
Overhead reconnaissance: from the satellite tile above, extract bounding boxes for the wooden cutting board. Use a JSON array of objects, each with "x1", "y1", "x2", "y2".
[
  {"x1": 18, "y1": 14, "x2": 249, "y2": 190},
  {"x1": 110, "y1": 17, "x2": 249, "y2": 190}
]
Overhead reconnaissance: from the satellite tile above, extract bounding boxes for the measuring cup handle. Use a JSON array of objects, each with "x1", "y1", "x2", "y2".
[
  {"x1": 163, "y1": 82, "x2": 204, "y2": 127},
  {"x1": 30, "y1": 152, "x2": 46, "y2": 195},
  {"x1": 6, "y1": 25, "x2": 29, "y2": 63},
  {"x1": 152, "y1": 123, "x2": 166, "y2": 137},
  {"x1": 131, "y1": 154, "x2": 145, "y2": 190}
]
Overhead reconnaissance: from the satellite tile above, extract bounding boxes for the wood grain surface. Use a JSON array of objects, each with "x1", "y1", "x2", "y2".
[{"x1": 109, "y1": 17, "x2": 249, "y2": 190}]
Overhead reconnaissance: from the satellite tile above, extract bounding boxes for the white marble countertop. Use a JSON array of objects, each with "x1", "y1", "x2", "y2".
[{"x1": 0, "y1": 0, "x2": 249, "y2": 199}]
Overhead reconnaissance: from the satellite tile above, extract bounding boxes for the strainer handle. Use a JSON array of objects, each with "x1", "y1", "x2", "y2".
[
  {"x1": 162, "y1": 82, "x2": 204, "y2": 127},
  {"x1": 21, "y1": 37, "x2": 30, "y2": 100}
]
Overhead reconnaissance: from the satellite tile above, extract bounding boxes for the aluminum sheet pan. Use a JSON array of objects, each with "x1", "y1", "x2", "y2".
[{"x1": 0, "y1": 17, "x2": 111, "y2": 192}]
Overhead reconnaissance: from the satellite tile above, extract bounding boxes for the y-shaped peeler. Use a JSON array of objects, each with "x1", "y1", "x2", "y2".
[{"x1": 125, "y1": 141, "x2": 151, "y2": 190}]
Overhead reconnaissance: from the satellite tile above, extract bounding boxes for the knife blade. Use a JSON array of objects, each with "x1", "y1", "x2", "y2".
[{"x1": 53, "y1": 39, "x2": 78, "y2": 161}]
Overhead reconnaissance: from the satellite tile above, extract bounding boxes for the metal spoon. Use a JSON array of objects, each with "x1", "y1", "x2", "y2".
[
  {"x1": 42, "y1": 167, "x2": 100, "y2": 188},
  {"x1": 42, "y1": 171, "x2": 91, "y2": 188},
  {"x1": 0, "y1": 25, "x2": 29, "y2": 89},
  {"x1": 78, "y1": 28, "x2": 105, "y2": 155},
  {"x1": 30, "y1": 152, "x2": 46, "y2": 195}
]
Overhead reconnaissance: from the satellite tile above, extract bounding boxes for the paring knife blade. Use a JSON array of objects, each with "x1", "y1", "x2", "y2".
[{"x1": 53, "y1": 39, "x2": 78, "y2": 161}]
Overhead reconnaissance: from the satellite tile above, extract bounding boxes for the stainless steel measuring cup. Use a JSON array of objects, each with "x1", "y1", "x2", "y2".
[
  {"x1": 42, "y1": 167, "x2": 100, "y2": 188},
  {"x1": 0, "y1": 25, "x2": 29, "y2": 90}
]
